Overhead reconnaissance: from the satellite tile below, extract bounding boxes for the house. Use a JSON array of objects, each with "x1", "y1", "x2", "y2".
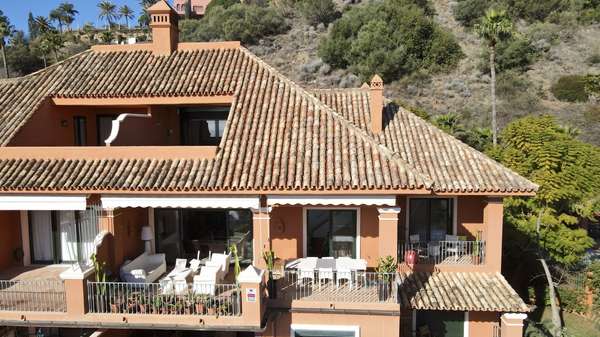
[
  {"x1": 0, "y1": 1, "x2": 536, "y2": 337},
  {"x1": 173, "y1": 0, "x2": 211, "y2": 17}
]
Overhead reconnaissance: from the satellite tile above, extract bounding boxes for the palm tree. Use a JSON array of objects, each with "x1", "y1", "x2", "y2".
[
  {"x1": 98, "y1": 1, "x2": 118, "y2": 30},
  {"x1": 0, "y1": 11, "x2": 13, "y2": 78},
  {"x1": 49, "y1": 9, "x2": 64, "y2": 33},
  {"x1": 58, "y1": 2, "x2": 79, "y2": 31},
  {"x1": 35, "y1": 16, "x2": 53, "y2": 35},
  {"x1": 119, "y1": 5, "x2": 135, "y2": 29},
  {"x1": 138, "y1": 0, "x2": 158, "y2": 28},
  {"x1": 475, "y1": 9, "x2": 513, "y2": 146}
]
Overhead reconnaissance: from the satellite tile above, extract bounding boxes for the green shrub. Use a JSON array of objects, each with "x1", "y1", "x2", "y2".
[
  {"x1": 297, "y1": 0, "x2": 340, "y2": 26},
  {"x1": 558, "y1": 286, "x2": 587, "y2": 314},
  {"x1": 480, "y1": 37, "x2": 537, "y2": 73},
  {"x1": 551, "y1": 75, "x2": 589, "y2": 102},
  {"x1": 206, "y1": 0, "x2": 240, "y2": 13},
  {"x1": 587, "y1": 53, "x2": 600, "y2": 65},
  {"x1": 453, "y1": 0, "x2": 491, "y2": 27},
  {"x1": 506, "y1": 0, "x2": 568, "y2": 22},
  {"x1": 179, "y1": 4, "x2": 289, "y2": 45},
  {"x1": 318, "y1": 0, "x2": 462, "y2": 82}
]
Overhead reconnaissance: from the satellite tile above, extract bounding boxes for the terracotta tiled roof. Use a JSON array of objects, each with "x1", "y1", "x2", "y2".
[
  {"x1": 313, "y1": 88, "x2": 537, "y2": 193},
  {"x1": 0, "y1": 44, "x2": 536, "y2": 193},
  {"x1": 397, "y1": 271, "x2": 530, "y2": 312}
]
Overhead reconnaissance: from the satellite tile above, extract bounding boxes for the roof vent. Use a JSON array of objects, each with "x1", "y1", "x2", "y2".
[
  {"x1": 369, "y1": 75, "x2": 384, "y2": 134},
  {"x1": 148, "y1": 0, "x2": 179, "y2": 56}
]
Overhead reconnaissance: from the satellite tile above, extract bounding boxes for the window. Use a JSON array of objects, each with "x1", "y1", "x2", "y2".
[
  {"x1": 29, "y1": 210, "x2": 98, "y2": 264},
  {"x1": 180, "y1": 107, "x2": 229, "y2": 145},
  {"x1": 409, "y1": 198, "x2": 453, "y2": 241},
  {"x1": 97, "y1": 115, "x2": 115, "y2": 145},
  {"x1": 291, "y1": 325, "x2": 359, "y2": 337},
  {"x1": 73, "y1": 116, "x2": 87, "y2": 146},
  {"x1": 306, "y1": 209, "x2": 357, "y2": 258}
]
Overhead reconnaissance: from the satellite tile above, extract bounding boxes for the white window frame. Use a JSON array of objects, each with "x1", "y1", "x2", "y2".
[
  {"x1": 290, "y1": 324, "x2": 360, "y2": 337},
  {"x1": 405, "y1": 196, "x2": 458, "y2": 241},
  {"x1": 302, "y1": 207, "x2": 361, "y2": 259}
]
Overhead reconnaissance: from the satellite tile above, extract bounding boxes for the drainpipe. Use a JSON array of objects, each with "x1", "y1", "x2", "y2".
[{"x1": 104, "y1": 112, "x2": 152, "y2": 146}]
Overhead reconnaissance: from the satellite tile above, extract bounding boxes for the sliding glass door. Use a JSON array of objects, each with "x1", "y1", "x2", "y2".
[
  {"x1": 154, "y1": 209, "x2": 253, "y2": 265},
  {"x1": 29, "y1": 209, "x2": 99, "y2": 264},
  {"x1": 409, "y1": 198, "x2": 453, "y2": 241},
  {"x1": 306, "y1": 209, "x2": 357, "y2": 258}
]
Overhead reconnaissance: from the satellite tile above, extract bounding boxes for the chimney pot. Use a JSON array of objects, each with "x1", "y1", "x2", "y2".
[
  {"x1": 369, "y1": 75, "x2": 384, "y2": 134},
  {"x1": 148, "y1": 0, "x2": 179, "y2": 56}
]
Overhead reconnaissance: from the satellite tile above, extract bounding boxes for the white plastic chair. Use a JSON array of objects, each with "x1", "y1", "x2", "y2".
[
  {"x1": 159, "y1": 278, "x2": 173, "y2": 295},
  {"x1": 445, "y1": 235, "x2": 460, "y2": 261},
  {"x1": 336, "y1": 267, "x2": 353, "y2": 289},
  {"x1": 409, "y1": 234, "x2": 421, "y2": 244},
  {"x1": 175, "y1": 258, "x2": 187, "y2": 270},
  {"x1": 298, "y1": 268, "x2": 315, "y2": 286},
  {"x1": 192, "y1": 279, "x2": 216, "y2": 295},
  {"x1": 173, "y1": 279, "x2": 189, "y2": 295},
  {"x1": 318, "y1": 268, "x2": 334, "y2": 289},
  {"x1": 189, "y1": 259, "x2": 202, "y2": 273}
]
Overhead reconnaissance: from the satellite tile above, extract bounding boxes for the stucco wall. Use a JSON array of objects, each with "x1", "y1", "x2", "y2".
[
  {"x1": 469, "y1": 311, "x2": 500, "y2": 337},
  {"x1": 269, "y1": 206, "x2": 385, "y2": 268},
  {"x1": 457, "y1": 196, "x2": 486, "y2": 239},
  {"x1": 9, "y1": 103, "x2": 180, "y2": 146},
  {"x1": 113, "y1": 208, "x2": 147, "y2": 269},
  {"x1": 0, "y1": 211, "x2": 22, "y2": 269},
  {"x1": 264, "y1": 311, "x2": 400, "y2": 337}
]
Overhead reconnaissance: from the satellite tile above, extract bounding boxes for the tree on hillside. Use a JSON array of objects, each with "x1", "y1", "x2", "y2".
[
  {"x1": 490, "y1": 116, "x2": 598, "y2": 336},
  {"x1": 0, "y1": 11, "x2": 14, "y2": 78},
  {"x1": 138, "y1": 0, "x2": 159, "y2": 28},
  {"x1": 98, "y1": 1, "x2": 118, "y2": 30},
  {"x1": 34, "y1": 16, "x2": 53, "y2": 35},
  {"x1": 119, "y1": 5, "x2": 135, "y2": 29},
  {"x1": 49, "y1": 9, "x2": 65, "y2": 33},
  {"x1": 58, "y1": 2, "x2": 79, "y2": 31},
  {"x1": 28, "y1": 13, "x2": 40, "y2": 39},
  {"x1": 475, "y1": 9, "x2": 514, "y2": 146}
]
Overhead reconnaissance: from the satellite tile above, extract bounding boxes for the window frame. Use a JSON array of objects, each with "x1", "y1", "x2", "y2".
[
  {"x1": 28, "y1": 210, "x2": 83, "y2": 265},
  {"x1": 302, "y1": 207, "x2": 361, "y2": 259},
  {"x1": 73, "y1": 116, "x2": 87, "y2": 146},
  {"x1": 179, "y1": 106, "x2": 230, "y2": 146},
  {"x1": 405, "y1": 196, "x2": 457, "y2": 242}
]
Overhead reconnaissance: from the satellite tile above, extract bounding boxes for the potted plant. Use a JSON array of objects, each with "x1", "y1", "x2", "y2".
[
  {"x1": 151, "y1": 296, "x2": 163, "y2": 314},
  {"x1": 263, "y1": 250, "x2": 277, "y2": 299},
  {"x1": 194, "y1": 294, "x2": 207, "y2": 314},
  {"x1": 207, "y1": 298, "x2": 217, "y2": 315},
  {"x1": 376, "y1": 256, "x2": 397, "y2": 301},
  {"x1": 91, "y1": 253, "x2": 108, "y2": 313}
]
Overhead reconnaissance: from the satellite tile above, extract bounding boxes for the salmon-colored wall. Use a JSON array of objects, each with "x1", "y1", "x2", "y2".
[
  {"x1": 0, "y1": 211, "x2": 22, "y2": 269},
  {"x1": 113, "y1": 208, "x2": 147, "y2": 269},
  {"x1": 457, "y1": 196, "x2": 486, "y2": 239},
  {"x1": 269, "y1": 206, "x2": 384, "y2": 268},
  {"x1": 469, "y1": 311, "x2": 500, "y2": 337},
  {"x1": 9, "y1": 103, "x2": 180, "y2": 146},
  {"x1": 264, "y1": 312, "x2": 400, "y2": 337}
]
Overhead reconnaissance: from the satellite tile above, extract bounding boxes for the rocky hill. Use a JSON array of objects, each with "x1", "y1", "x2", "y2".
[{"x1": 249, "y1": 0, "x2": 600, "y2": 145}]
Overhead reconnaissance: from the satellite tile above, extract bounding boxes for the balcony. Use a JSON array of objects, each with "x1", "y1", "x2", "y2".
[
  {"x1": 398, "y1": 240, "x2": 486, "y2": 266},
  {"x1": 0, "y1": 266, "x2": 68, "y2": 313}
]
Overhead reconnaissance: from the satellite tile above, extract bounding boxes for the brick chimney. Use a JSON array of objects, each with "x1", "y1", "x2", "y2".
[
  {"x1": 369, "y1": 74, "x2": 384, "y2": 134},
  {"x1": 148, "y1": 0, "x2": 179, "y2": 56}
]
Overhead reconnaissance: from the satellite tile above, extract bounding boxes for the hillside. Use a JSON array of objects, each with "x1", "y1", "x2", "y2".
[{"x1": 249, "y1": 0, "x2": 600, "y2": 145}]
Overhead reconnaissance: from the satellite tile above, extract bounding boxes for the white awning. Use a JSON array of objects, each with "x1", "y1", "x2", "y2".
[
  {"x1": 101, "y1": 195, "x2": 260, "y2": 209},
  {"x1": 267, "y1": 195, "x2": 397, "y2": 206},
  {"x1": 0, "y1": 195, "x2": 87, "y2": 210}
]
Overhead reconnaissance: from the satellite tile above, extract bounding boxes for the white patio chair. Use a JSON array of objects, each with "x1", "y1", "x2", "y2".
[
  {"x1": 318, "y1": 268, "x2": 334, "y2": 290},
  {"x1": 175, "y1": 258, "x2": 187, "y2": 270},
  {"x1": 353, "y1": 259, "x2": 367, "y2": 287},
  {"x1": 298, "y1": 268, "x2": 315, "y2": 286},
  {"x1": 428, "y1": 242, "x2": 441, "y2": 263},
  {"x1": 336, "y1": 266, "x2": 353, "y2": 289},
  {"x1": 189, "y1": 259, "x2": 202, "y2": 273},
  {"x1": 192, "y1": 279, "x2": 216, "y2": 296},
  {"x1": 173, "y1": 279, "x2": 189, "y2": 295},
  {"x1": 409, "y1": 234, "x2": 421, "y2": 244},
  {"x1": 193, "y1": 265, "x2": 219, "y2": 295},
  {"x1": 322, "y1": 256, "x2": 335, "y2": 259},
  {"x1": 159, "y1": 278, "x2": 173, "y2": 295},
  {"x1": 445, "y1": 235, "x2": 460, "y2": 262}
]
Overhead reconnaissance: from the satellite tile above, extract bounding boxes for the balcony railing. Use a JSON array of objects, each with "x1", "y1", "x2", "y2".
[
  {"x1": 0, "y1": 279, "x2": 66, "y2": 312},
  {"x1": 87, "y1": 282, "x2": 241, "y2": 316},
  {"x1": 279, "y1": 270, "x2": 398, "y2": 303},
  {"x1": 398, "y1": 240, "x2": 486, "y2": 265}
]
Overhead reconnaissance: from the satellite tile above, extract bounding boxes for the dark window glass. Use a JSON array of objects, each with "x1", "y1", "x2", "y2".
[
  {"x1": 73, "y1": 116, "x2": 87, "y2": 146},
  {"x1": 97, "y1": 116, "x2": 115, "y2": 145},
  {"x1": 307, "y1": 209, "x2": 357, "y2": 258},
  {"x1": 409, "y1": 198, "x2": 453, "y2": 241},
  {"x1": 180, "y1": 107, "x2": 229, "y2": 145}
]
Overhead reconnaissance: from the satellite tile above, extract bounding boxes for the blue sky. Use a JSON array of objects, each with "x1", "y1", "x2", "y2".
[{"x1": 0, "y1": 1, "x2": 153, "y2": 34}]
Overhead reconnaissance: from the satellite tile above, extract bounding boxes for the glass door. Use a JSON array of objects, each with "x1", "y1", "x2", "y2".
[
  {"x1": 155, "y1": 209, "x2": 182, "y2": 264},
  {"x1": 409, "y1": 198, "x2": 453, "y2": 241},
  {"x1": 306, "y1": 209, "x2": 357, "y2": 258}
]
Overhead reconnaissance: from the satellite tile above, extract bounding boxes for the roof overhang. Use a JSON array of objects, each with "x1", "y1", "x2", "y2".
[
  {"x1": 50, "y1": 95, "x2": 234, "y2": 107},
  {"x1": 267, "y1": 195, "x2": 397, "y2": 206},
  {"x1": 101, "y1": 195, "x2": 260, "y2": 209},
  {"x1": 0, "y1": 195, "x2": 87, "y2": 210}
]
